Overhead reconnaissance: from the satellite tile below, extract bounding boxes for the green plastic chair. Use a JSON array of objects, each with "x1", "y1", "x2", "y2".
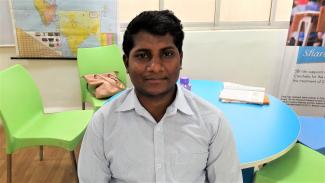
[
  {"x1": 0, "y1": 64, "x2": 93, "y2": 183},
  {"x1": 76, "y1": 45, "x2": 127, "y2": 111},
  {"x1": 254, "y1": 143, "x2": 325, "y2": 183}
]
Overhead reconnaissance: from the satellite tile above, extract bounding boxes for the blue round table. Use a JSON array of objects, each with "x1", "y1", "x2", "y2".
[{"x1": 190, "y1": 80, "x2": 300, "y2": 168}]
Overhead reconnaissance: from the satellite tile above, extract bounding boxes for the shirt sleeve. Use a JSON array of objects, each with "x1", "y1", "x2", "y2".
[
  {"x1": 78, "y1": 112, "x2": 111, "y2": 183},
  {"x1": 206, "y1": 113, "x2": 243, "y2": 183}
]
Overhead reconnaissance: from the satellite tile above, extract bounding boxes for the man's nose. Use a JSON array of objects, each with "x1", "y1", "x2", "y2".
[{"x1": 147, "y1": 56, "x2": 163, "y2": 72}]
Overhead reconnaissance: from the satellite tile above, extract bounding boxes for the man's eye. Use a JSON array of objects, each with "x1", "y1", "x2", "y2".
[
  {"x1": 162, "y1": 50, "x2": 174, "y2": 58},
  {"x1": 135, "y1": 53, "x2": 149, "y2": 59}
]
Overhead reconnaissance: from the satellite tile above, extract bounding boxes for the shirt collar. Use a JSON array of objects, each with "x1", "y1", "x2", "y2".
[
  {"x1": 169, "y1": 84, "x2": 194, "y2": 116},
  {"x1": 116, "y1": 85, "x2": 194, "y2": 116},
  {"x1": 116, "y1": 88, "x2": 136, "y2": 112}
]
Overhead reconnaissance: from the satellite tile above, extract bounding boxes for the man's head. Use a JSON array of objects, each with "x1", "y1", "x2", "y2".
[
  {"x1": 123, "y1": 10, "x2": 184, "y2": 57},
  {"x1": 122, "y1": 10, "x2": 184, "y2": 99}
]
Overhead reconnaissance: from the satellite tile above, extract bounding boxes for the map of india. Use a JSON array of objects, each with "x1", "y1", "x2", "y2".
[
  {"x1": 59, "y1": 11, "x2": 100, "y2": 56},
  {"x1": 11, "y1": 0, "x2": 118, "y2": 58}
]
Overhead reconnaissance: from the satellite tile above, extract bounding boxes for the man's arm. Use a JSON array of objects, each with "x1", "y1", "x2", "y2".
[
  {"x1": 78, "y1": 113, "x2": 111, "y2": 183},
  {"x1": 206, "y1": 114, "x2": 243, "y2": 183}
]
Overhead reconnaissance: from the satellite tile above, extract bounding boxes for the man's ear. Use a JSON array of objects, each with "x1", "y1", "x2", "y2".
[{"x1": 123, "y1": 55, "x2": 129, "y2": 73}]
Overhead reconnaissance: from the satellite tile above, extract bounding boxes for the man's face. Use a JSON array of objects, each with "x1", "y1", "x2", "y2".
[{"x1": 124, "y1": 31, "x2": 182, "y2": 98}]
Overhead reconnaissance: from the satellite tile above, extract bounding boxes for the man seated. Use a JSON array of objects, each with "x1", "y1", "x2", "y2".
[{"x1": 78, "y1": 10, "x2": 242, "y2": 183}]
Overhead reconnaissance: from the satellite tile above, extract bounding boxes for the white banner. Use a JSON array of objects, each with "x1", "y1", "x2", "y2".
[
  {"x1": 278, "y1": 1, "x2": 325, "y2": 116},
  {"x1": 278, "y1": 47, "x2": 325, "y2": 116}
]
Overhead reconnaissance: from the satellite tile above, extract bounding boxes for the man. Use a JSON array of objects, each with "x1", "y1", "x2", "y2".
[{"x1": 78, "y1": 10, "x2": 242, "y2": 183}]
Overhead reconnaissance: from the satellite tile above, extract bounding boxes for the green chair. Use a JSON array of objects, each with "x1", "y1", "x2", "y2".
[
  {"x1": 254, "y1": 143, "x2": 325, "y2": 183},
  {"x1": 77, "y1": 45, "x2": 127, "y2": 111},
  {"x1": 0, "y1": 64, "x2": 93, "y2": 183}
]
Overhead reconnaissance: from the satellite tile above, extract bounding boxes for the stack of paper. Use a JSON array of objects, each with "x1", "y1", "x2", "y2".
[{"x1": 219, "y1": 82, "x2": 269, "y2": 105}]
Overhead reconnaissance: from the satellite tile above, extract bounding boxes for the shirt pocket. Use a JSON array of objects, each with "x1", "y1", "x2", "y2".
[{"x1": 172, "y1": 152, "x2": 208, "y2": 181}]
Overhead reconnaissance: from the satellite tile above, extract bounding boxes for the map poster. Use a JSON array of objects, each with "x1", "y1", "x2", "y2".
[
  {"x1": 10, "y1": 0, "x2": 118, "y2": 58},
  {"x1": 277, "y1": 0, "x2": 325, "y2": 116}
]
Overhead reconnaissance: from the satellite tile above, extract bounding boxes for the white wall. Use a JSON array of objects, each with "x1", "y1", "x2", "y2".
[
  {"x1": 0, "y1": 29, "x2": 288, "y2": 111},
  {"x1": 180, "y1": 29, "x2": 287, "y2": 91}
]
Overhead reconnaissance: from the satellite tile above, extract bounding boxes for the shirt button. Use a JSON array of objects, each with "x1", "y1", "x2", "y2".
[
  {"x1": 156, "y1": 126, "x2": 162, "y2": 131},
  {"x1": 156, "y1": 163, "x2": 162, "y2": 169}
]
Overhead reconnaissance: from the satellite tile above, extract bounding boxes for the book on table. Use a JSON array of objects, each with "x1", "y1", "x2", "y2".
[{"x1": 219, "y1": 82, "x2": 270, "y2": 105}]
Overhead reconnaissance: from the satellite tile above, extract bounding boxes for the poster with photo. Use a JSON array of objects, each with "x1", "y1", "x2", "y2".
[
  {"x1": 278, "y1": 0, "x2": 325, "y2": 116},
  {"x1": 286, "y1": 0, "x2": 325, "y2": 47}
]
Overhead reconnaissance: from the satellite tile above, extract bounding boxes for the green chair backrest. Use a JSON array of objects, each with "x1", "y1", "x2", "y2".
[
  {"x1": 0, "y1": 65, "x2": 44, "y2": 136},
  {"x1": 76, "y1": 45, "x2": 127, "y2": 102}
]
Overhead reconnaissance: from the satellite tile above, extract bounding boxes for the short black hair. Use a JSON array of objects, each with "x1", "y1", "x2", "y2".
[{"x1": 122, "y1": 10, "x2": 184, "y2": 57}]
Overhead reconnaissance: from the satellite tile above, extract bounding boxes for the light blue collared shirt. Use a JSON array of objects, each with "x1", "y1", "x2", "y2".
[{"x1": 78, "y1": 85, "x2": 242, "y2": 183}]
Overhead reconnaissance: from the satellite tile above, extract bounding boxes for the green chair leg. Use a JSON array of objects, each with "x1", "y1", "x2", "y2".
[
  {"x1": 70, "y1": 151, "x2": 79, "y2": 183},
  {"x1": 7, "y1": 154, "x2": 12, "y2": 183},
  {"x1": 40, "y1": 146, "x2": 43, "y2": 161},
  {"x1": 82, "y1": 102, "x2": 86, "y2": 110}
]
